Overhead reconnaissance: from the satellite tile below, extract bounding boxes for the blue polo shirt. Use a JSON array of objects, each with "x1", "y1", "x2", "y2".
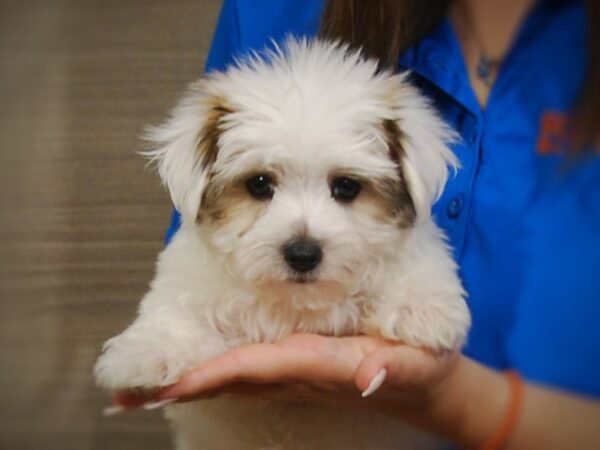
[{"x1": 165, "y1": 0, "x2": 600, "y2": 397}]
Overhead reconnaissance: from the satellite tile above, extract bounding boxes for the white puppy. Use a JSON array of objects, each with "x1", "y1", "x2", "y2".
[{"x1": 95, "y1": 38, "x2": 470, "y2": 450}]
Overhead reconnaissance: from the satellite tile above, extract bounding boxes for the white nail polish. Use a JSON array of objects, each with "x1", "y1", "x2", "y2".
[
  {"x1": 361, "y1": 368, "x2": 387, "y2": 398},
  {"x1": 103, "y1": 405, "x2": 125, "y2": 417},
  {"x1": 143, "y1": 398, "x2": 177, "y2": 410}
]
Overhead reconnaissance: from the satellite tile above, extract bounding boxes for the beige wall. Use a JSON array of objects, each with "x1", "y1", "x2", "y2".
[{"x1": 0, "y1": 1, "x2": 221, "y2": 448}]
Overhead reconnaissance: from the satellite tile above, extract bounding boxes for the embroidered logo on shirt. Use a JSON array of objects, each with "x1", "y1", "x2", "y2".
[
  {"x1": 537, "y1": 110, "x2": 600, "y2": 154},
  {"x1": 537, "y1": 111, "x2": 569, "y2": 155}
]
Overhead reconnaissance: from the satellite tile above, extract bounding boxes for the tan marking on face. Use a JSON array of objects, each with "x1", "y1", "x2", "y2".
[
  {"x1": 197, "y1": 97, "x2": 234, "y2": 170},
  {"x1": 193, "y1": 96, "x2": 235, "y2": 224},
  {"x1": 339, "y1": 176, "x2": 413, "y2": 227},
  {"x1": 202, "y1": 179, "x2": 269, "y2": 236},
  {"x1": 328, "y1": 164, "x2": 413, "y2": 227},
  {"x1": 380, "y1": 119, "x2": 416, "y2": 225},
  {"x1": 351, "y1": 182, "x2": 397, "y2": 222}
]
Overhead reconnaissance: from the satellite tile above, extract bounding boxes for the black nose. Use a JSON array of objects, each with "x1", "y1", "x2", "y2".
[{"x1": 283, "y1": 238, "x2": 323, "y2": 273}]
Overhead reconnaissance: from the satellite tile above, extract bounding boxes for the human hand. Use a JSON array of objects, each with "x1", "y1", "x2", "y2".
[
  {"x1": 112, "y1": 333, "x2": 460, "y2": 421},
  {"x1": 106, "y1": 334, "x2": 600, "y2": 450}
]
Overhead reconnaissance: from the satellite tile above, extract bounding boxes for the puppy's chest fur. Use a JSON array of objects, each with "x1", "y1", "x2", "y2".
[{"x1": 206, "y1": 290, "x2": 368, "y2": 345}]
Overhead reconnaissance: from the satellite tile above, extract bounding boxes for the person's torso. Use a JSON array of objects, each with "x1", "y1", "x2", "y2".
[{"x1": 166, "y1": 0, "x2": 598, "y2": 393}]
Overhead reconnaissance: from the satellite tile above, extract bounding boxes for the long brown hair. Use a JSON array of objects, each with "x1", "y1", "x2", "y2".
[
  {"x1": 577, "y1": 0, "x2": 599, "y2": 148},
  {"x1": 319, "y1": 0, "x2": 599, "y2": 149}
]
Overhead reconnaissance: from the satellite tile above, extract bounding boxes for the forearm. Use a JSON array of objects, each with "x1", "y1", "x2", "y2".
[
  {"x1": 131, "y1": 334, "x2": 600, "y2": 448},
  {"x1": 410, "y1": 356, "x2": 600, "y2": 448},
  {"x1": 508, "y1": 383, "x2": 600, "y2": 449},
  {"x1": 409, "y1": 356, "x2": 509, "y2": 447}
]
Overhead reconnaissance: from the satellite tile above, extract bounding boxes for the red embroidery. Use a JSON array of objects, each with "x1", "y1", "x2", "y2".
[{"x1": 537, "y1": 111, "x2": 568, "y2": 155}]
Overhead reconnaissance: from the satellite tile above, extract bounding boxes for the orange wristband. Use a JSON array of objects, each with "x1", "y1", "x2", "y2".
[{"x1": 479, "y1": 371, "x2": 524, "y2": 450}]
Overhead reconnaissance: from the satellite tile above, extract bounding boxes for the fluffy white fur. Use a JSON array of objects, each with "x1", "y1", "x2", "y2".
[{"x1": 95, "y1": 38, "x2": 470, "y2": 450}]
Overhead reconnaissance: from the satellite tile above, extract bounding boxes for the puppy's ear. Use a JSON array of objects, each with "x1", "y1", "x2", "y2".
[
  {"x1": 144, "y1": 81, "x2": 232, "y2": 224},
  {"x1": 385, "y1": 77, "x2": 459, "y2": 221}
]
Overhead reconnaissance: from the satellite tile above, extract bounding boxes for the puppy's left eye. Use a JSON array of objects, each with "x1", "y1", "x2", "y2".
[
  {"x1": 246, "y1": 174, "x2": 275, "y2": 200},
  {"x1": 331, "y1": 177, "x2": 362, "y2": 202}
]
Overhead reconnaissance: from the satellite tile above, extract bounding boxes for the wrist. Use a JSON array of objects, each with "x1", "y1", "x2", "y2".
[{"x1": 417, "y1": 356, "x2": 512, "y2": 447}]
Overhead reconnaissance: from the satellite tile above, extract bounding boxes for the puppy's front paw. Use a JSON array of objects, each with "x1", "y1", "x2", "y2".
[
  {"x1": 94, "y1": 333, "x2": 191, "y2": 391},
  {"x1": 378, "y1": 299, "x2": 470, "y2": 351}
]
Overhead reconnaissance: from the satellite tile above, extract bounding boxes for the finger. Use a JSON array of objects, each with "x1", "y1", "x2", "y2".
[
  {"x1": 103, "y1": 389, "x2": 166, "y2": 416},
  {"x1": 142, "y1": 398, "x2": 178, "y2": 410},
  {"x1": 102, "y1": 405, "x2": 126, "y2": 417},
  {"x1": 157, "y1": 342, "x2": 323, "y2": 400},
  {"x1": 113, "y1": 390, "x2": 155, "y2": 408},
  {"x1": 355, "y1": 345, "x2": 448, "y2": 393},
  {"x1": 167, "y1": 381, "x2": 288, "y2": 402},
  {"x1": 156, "y1": 334, "x2": 382, "y2": 401}
]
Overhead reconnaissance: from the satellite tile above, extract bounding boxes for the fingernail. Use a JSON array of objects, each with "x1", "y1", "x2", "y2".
[
  {"x1": 143, "y1": 398, "x2": 177, "y2": 410},
  {"x1": 361, "y1": 368, "x2": 387, "y2": 398},
  {"x1": 102, "y1": 405, "x2": 126, "y2": 417}
]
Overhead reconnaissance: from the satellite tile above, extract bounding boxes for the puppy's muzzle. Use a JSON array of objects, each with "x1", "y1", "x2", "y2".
[{"x1": 283, "y1": 238, "x2": 323, "y2": 273}]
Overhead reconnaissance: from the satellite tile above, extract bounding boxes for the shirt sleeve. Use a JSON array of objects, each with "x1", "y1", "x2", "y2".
[
  {"x1": 203, "y1": 0, "x2": 242, "y2": 72},
  {"x1": 164, "y1": 0, "x2": 242, "y2": 244},
  {"x1": 506, "y1": 159, "x2": 600, "y2": 398}
]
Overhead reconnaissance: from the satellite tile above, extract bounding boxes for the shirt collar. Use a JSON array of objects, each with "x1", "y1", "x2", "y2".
[
  {"x1": 399, "y1": 19, "x2": 480, "y2": 115},
  {"x1": 398, "y1": 0, "x2": 584, "y2": 116}
]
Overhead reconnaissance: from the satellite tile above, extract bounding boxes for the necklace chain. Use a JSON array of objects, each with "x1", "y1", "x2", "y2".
[{"x1": 458, "y1": 2, "x2": 501, "y2": 86}]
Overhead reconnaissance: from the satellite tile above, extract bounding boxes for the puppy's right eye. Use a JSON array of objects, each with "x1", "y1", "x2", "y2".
[
  {"x1": 331, "y1": 176, "x2": 362, "y2": 202},
  {"x1": 246, "y1": 174, "x2": 275, "y2": 200}
]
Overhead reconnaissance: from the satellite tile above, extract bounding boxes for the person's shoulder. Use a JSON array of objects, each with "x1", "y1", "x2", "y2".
[
  {"x1": 205, "y1": 0, "x2": 324, "y2": 72},
  {"x1": 230, "y1": 0, "x2": 324, "y2": 50}
]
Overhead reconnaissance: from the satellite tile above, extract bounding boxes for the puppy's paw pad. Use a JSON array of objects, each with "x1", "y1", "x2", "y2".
[
  {"x1": 94, "y1": 335, "x2": 188, "y2": 391},
  {"x1": 381, "y1": 302, "x2": 470, "y2": 351}
]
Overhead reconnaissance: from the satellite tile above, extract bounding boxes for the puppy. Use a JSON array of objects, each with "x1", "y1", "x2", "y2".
[{"x1": 95, "y1": 38, "x2": 470, "y2": 450}]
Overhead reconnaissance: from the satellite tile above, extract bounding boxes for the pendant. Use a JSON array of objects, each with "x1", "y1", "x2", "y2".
[{"x1": 476, "y1": 55, "x2": 496, "y2": 86}]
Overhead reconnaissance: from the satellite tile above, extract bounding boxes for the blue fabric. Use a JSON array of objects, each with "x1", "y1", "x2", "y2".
[{"x1": 165, "y1": 0, "x2": 600, "y2": 397}]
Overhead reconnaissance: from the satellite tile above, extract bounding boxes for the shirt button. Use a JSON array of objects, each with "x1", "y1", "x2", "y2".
[
  {"x1": 469, "y1": 125, "x2": 479, "y2": 144},
  {"x1": 447, "y1": 195, "x2": 464, "y2": 219}
]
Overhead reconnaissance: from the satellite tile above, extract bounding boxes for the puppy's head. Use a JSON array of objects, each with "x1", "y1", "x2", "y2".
[{"x1": 147, "y1": 39, "x2": 457, "y2": 296}]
